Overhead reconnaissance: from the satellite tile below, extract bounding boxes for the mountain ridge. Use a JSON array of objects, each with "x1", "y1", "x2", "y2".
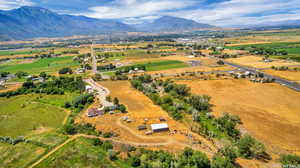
[{"x1": 0, "y1": 6, "x2": 216, "y2": 40}]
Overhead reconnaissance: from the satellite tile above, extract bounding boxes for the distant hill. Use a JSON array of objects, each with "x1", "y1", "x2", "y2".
[
  {"x1": 0, "y1": 6, "x2": 135, "y2": 40},
  {"x1": 133, "y1": 16, "x2": 216, "y2": 32},
  {"x1": 247, "y1": 20, "x2": 300, "y2": 30}
]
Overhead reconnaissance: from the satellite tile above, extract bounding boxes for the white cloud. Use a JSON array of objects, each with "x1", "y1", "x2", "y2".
[
  {"x1": 169, "y1": 0, "x2": 300, "y2": 27},
  {"x1": 83, "y1": 0, "x2": 197, "y2": 19},
  {"x1": 0, "y1": 0, "x2": 35, "y2": 10}
]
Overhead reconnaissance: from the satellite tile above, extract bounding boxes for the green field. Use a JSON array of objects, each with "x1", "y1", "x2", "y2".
[
  {"x1": 0, "y1": 49, "x2": 43, "y2": 56},
  {"x1": 131, "y1": 60, "x2": 188, "y2": 71},
  {"x1": 0, "y1": 56, "x2": 79, "y2": 74},
  {"x1": 35, "y1": 137, "x2": 130, "y2": 168},
  {"x1": 226, "y1": 42, "x2": 300, "y2": 61},
  {"x1": 0, "y1": 142, "x2": 46, "y2": 168},
  {"x1": 125, "y1": 49, "x2": 161, "y2": 58},
  {"x1": 0, "y1": 94, "x2": 76, "y2": 137},
  {"x1": 0, "y1": 132, "x2": 69, "y2": 168}
]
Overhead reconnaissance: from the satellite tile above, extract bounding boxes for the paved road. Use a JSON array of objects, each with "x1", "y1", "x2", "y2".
[
  {"x1": 224, "y1": 61, "x2": 300, "y2": 92},
  {"x1": 91, "y1": 43, "x2": 97, "y2": 75}
]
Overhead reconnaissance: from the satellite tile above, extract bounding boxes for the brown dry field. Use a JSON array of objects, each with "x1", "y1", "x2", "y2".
[
  {"x1": 227, "y1": 56, "x2": 300, "y2": 68},
  {"x1": 225, "y1": 33, "x2": 300, "y2": 46},
  {"x1": 76, "y1": 80, "x2": 216, "y2": 154},
  {"x1": 0, "y1": 84, "x2": 22, "y2": 93},
  {"x1": 263, "y1": 69, "x2": 300, "y2": 83},
  {"x1": 178, "y1": 79, "x2": 300, "y2": 155}
]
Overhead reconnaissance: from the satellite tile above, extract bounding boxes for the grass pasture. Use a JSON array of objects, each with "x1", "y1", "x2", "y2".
[
  {"x1": 0, "y1": 49, "x2": 43, "y2": 57},
  {"x1": 226, "y1": 42, "x2": 300, "y2": 61},
  {"x1": 0, "y1": 56, "x2": 79, "y2": 74},
  {"x1": 0, "y1": 142, "x2": 46, "y2": 168},
  {"x1": 0, "y1": 94, "x2": 74, "y2": 137},
  {"x1": 126, "y1": 60, "x2": 188, "y2": 72},
  {"x1": 35, "y1": 137, "x2": 129, "y2": 168}
]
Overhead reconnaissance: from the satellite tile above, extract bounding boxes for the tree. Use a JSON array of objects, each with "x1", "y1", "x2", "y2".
[
  {"x1": 106, "y1": 96, "x2": 111, "y2": 102},
  {"x1": 219, "y1": 145, "x2": 238, "y2": 162},
  {"x1": 237, "y1": 135, "x2": 266, "y2": 159},
  {"x1": 22, "y1": 81, "x2": 35, "y2": 89},
  {"x1": 217, "y1": 60, "x2": 224, "y2": 65},
  {"x1": 129, "y1": 156, "x2": 141, "y2": 167},
  {"x1": 119, "y1": 104, "x2": 127, "y2": 113},
  {"x1": 59, "y1": 67, "x2": 73, "y2": 74},
  {"x1": 107, "y1": 149, "x2": 118, "y2": 160},
  {"x1": 280, "y1": 154, "x2": 300, "y2": 166},
  {"x1": 39, "y1": 72, "x2": 47, "y2": 79},
  {"x1": 211, "y1": 154, "x2": 236, "y2": 168},
  {"x1": 64, "y1": 101, "x2": 71, "y2": 108},
  {"x1": 93, "y1": 138, "x2": 103, "y2": 146},
  {"x1": 113, "y1": 97, "x2": 119, "y2": 105},
  {"x1": 62, "y1": 124, "x2": 77, "y2": 135},
  {"x1": 15, "y1": 71, "x2": 28, "y2": 79},
  {"x1": 0, "y1": 72, "x2": 10, "y2": 78}
]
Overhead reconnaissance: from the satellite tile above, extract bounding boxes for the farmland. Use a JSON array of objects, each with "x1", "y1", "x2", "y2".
[
  {"x1": 226, "y1": 42, "x2": 300, "y2": 62},
  {"x1": 0, "y1": 56, "x2": 79, "y2": 74},
  {"x1": 178, "y1": 79, "x2": 300, "y2": 154},
  {"x1": 0, "y1": 49, "x2": 43, "y2": 56},
  {"x1": 34, "y1": 137, "x2": 128, "y2": 168},
  {"x1": 1, "y1": 30, "x2": 300, "y2": 168},
  {"x1": 0, "y1": 93, "x2": 75, "y2": 137},
  {"x1": 124, "y1": 60, "x2": 188, "y2": 71},
  {"x1": 226, "y1": 55, "x2": 300, "y2": 69}
]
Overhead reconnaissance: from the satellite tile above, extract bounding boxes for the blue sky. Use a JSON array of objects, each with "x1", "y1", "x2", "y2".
[{"x1": 1, "y1": 0, "x2": 300, "y2": 27}]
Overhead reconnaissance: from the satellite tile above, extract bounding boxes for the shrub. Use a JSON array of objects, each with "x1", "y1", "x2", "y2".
[
  {"x1": 107, "y1": 149, "x2": 118, "y2": 161},
  {"x1": 280, "y1": 154, "x2": 300, "y2": 166},
  {"x1": 237, "y1": 135, "x2": 266, "y2": 159}
]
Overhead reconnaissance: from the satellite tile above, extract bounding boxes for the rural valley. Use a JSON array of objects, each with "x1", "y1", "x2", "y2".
[{"x1": 1, "y1": 2, "x2": 300, "y2": 168}]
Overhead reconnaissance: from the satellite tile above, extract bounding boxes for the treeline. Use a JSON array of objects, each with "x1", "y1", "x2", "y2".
[
  {"x1": 62, "y1": 93, "x2": 99, "y2": 135},
  {"x1": 96, "y1": 52, "x2": 124, "y2": 58},
  {"x1": 97, "y1": 64, "x2": 116, "y2": 71},
  {"x1": 239, "y1": 46, "x2": 288, "y2": 56},
  {"x1": 115, "y1": 65, "x2": 146, "y2": 75},
  {"x1": 271, "y1": 66, "x2": 300, "y2": 71},
  {"x1": 0, "y1": 76, "x2": 86, "y2": 98},
  {"x1": 130, "y1": 75, "x2": 268, "y2": 162}
]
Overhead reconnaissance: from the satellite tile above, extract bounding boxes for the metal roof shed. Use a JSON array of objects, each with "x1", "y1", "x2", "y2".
[{"x1": 151, "y1": 123, "x2": 169, "y2": 132}]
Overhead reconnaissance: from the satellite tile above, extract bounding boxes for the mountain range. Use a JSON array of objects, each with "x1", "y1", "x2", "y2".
[{"x1": 0, "y1": 6, "x2": 216, "y2": 40}]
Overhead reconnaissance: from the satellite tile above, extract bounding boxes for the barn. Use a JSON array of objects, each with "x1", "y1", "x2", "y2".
[{"x1": 151, "y1": 123, "x2": 169, "y2": 132}]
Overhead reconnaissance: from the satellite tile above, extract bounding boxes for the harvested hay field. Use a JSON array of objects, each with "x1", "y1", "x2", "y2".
[
  {"x1": 0, "y1": 83, "x2": 21, "y2": 93},
  {"x1": 77, "y1": 81, "x2": 216, "y2": 154},
  {"x1": 263, "y1": 69, "x2": 300, "y2": 83},
  {"x1": 227, "y1": 56, "x2": 300, "y2": 68},
  {"x1": 178, "y1": 79, "x2": 300, "y2": 155}
]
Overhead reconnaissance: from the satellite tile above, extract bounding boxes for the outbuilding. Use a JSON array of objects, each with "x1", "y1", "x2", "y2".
[
  {"x1": 138, "y1": 125, "x2": 147, "y2": 131},
  {"x1": 151, "y1": 123, "x2": 169, "y2": 132}
]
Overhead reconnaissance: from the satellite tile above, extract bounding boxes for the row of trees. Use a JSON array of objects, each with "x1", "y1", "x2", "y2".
[
  {"x1": 0, "y1": 76, "x2": 86, "y2": 98},
  {"x1": 126, "y1": 147, "x2": 239, "y2": 168},
  {"x1": 115, "y1": 65, "x2": 146, "y2": 75},
  {"x1": 240, "y1": 46, "x2": 288, "y2": 56}
]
